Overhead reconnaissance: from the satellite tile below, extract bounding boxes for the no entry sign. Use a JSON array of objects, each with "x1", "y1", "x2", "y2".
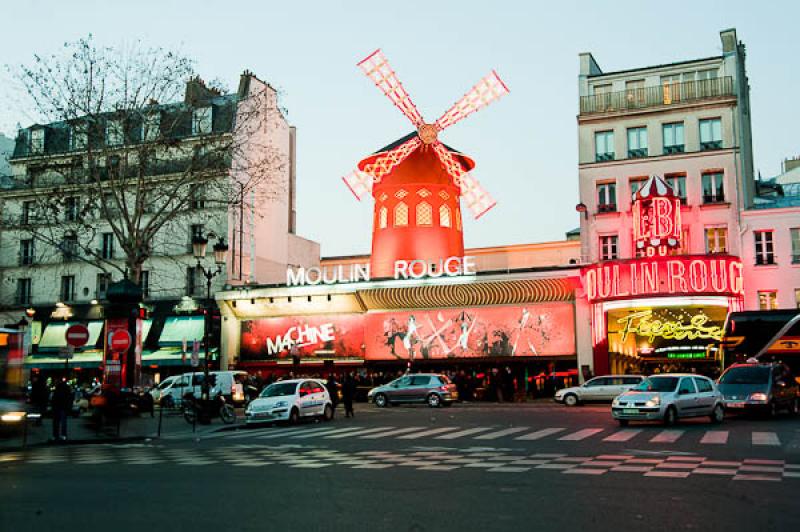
[
  {"x1": 109, "y1": 329, "x2": 132, "y2": 353},
  {"x1": 65, "y1": 324, "x2": 90, "y2": 348}
]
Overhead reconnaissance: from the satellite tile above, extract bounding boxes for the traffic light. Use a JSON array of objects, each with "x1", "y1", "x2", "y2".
[{"x1": 132, "y1": 306, "x2": 148, "y2": 320}]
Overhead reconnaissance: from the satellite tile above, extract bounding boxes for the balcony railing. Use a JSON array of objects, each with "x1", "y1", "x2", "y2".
[{"x1": 580, "y1": 76, "x2": 735, "y2": 115}]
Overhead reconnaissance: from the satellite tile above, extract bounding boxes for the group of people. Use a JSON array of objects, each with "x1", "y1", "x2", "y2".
[{"x1": 28, "y1": 374, "x2": 74, "y2": 441}]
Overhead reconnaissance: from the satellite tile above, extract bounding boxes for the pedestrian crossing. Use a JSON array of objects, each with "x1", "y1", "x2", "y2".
[{"x1": 184, "y1": 423, "x2": 792, "y2": 448}]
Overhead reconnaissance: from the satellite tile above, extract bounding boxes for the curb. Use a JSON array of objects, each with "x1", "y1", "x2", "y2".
[{"x1": 0, "y1": 435, "x2": 149, "y2": 453}]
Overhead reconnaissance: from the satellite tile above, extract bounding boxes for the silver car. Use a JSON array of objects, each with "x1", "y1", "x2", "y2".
[
  {"x1": 612, "y1": 374, "x2": 724, "y2": 426},
  {"x1": 555, "y1": 375, "x2": 644, "y2": 406},
  {"x1": 367, "y1": 374, "x2": 458, "y2": 408}
]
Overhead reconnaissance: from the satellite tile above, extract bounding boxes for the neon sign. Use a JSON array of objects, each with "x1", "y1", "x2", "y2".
[
  {"x1": 632, "y1": 175, "x2": 682, "y2": 257},
  {"x1": 287, "y1": 255, "x2": 477, "y2": 286},
  {"x1": 617, "y1": 309, "x2": 723, "y2": 343},
  {"x1": 584, "y1": 255, "x2": 744, "y2": 304}
]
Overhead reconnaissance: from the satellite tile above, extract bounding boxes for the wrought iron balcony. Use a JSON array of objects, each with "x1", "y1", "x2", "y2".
[{"x1": 580, "y1": 76, "x2": 735, "y2": 116}]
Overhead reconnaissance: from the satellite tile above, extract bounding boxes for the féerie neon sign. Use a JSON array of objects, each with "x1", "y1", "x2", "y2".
[{"x1": 617, "y1": 309, "x2": 723, "y2": 343}]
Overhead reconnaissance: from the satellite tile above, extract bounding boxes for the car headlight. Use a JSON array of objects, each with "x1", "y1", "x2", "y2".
[
  {"x1": 274, "y1": 401, "x2": 288, "y2": 408},
  {"x1": 645, "y1": 396, "x2": 661, "y2": 408},
  {"x1": 612, "y1": 397, "x2": 621, "y2": 406},
  {"x1": 1, "y1": 412, "x2": 26, "y2": 422},
  {"x1": 749, "y1": 393, "x2": 768, "y2": 403}
]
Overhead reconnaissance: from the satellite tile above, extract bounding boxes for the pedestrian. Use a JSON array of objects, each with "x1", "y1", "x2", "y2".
[
  {"x1": 326, "y1": 374, "x2": 339, "y2": 413},
  {"x1": 342, "y1": 373, "x2": 356, "y2": 418},
  {"x1": 51, "y1": 378, "x2": 72, "y2": 441}
]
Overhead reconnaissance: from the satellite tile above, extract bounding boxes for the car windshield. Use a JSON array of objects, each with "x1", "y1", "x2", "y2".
[
  {"x1": 719, "y1": 366, "x2": 770, "y2": 385},
  {"x1": 634, "y1": 377, "x2": 679, "y2": 392},
  {"x1": 260, "y1": 382, "x2": 297, "y2": 398}
]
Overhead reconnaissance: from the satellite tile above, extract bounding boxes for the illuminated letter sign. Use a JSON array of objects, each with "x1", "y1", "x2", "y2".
[
  {"x1": 632, "y1": 176, "x2": 682, "y2": 257},
  {"x1": 617, "y1": 309, "x2": 723, "y2": 343}
]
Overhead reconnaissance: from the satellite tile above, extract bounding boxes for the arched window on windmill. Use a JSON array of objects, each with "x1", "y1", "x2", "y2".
[
  {"x1": 394, "y1": 202, "x2": 408, "y2": 227},
  {"x1": 456, "y1": 209, "x2": 462, "y2": 231},
  {"x1": 439, "y1": 204, "x2": 451, "y2": 228},
  {"x1": 416, "y1": 201, "x2": 432, "y2": 226},
  {"x1": 379, "y1": 206, "x2": 388, "y2": 229}
]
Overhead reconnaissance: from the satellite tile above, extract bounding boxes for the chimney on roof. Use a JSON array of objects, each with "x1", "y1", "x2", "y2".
[
  {"x1": 238, "y1": 70, "x2": 255, "y2": 98},
  {"x1": 785, "y1": 157, "x2": 800, "y2": 173},
  {"x1": 184, "y1": 75, "x2": 217, "y2": 106}
]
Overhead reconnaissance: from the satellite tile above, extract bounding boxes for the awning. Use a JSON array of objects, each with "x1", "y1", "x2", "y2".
[
  {"x1": 158, "y1": 316, "x2": 205, "y2": 347},
  {"x1": 142, "y1": 347, "x2": 218, "y2": 368},
  {"x1": 38, "y1": 321, "x2": 103, "y2": 351},
  {"x1": 25, "y1": 350, "x2": 103, "y2": 369}
]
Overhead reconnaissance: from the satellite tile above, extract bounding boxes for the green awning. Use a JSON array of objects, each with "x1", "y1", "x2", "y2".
[
  {"x1": 159, "y1": 316, "x2": 205, "y2": 347},
  {"x1": 142, "y1": 347, "x2": 217, "y2": 367},
  {"x1": 39, "y1": 321, "x2": 104, "y2": 351},
  {"x1": 25, "y1": 350, "x2": 103, "y2": 369}
]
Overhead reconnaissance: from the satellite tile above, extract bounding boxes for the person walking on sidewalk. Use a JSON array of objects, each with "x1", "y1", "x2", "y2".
[
  {"x1": 51, "y1": 379, "x2": 72, "y2": 441},
  {"x1": 342, "y1": 373, "x2": 356, "y2": 418},
  {"x1": 326, "y1": 375, "x2": 339, "y2": 415}
]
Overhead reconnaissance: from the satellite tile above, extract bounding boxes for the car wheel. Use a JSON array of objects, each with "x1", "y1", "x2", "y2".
[
  {"x1": 427, "y1": 393, "x2": 442, "y2": 408},
  {"x1": 618, "y1": 419, "x2": 629, "y2": 427},
  {"x1": 663, "y1": 406, "x2": 678, "y2": 426},
  {"x1": 563, "y1": 393, "x2": 579, "y2": 407},
  {"x1": 322, "y1": 404, "x2": 334, "y2": 421},
  {"x1": 710, "y1": 404, "x2": 724, "y2": 424},
  {"x1": 374, "y1": 393, "x2": 389, "y2": 408},
  {"x1": 289, "y1": 407, "x2": 300, "y2": 425}
]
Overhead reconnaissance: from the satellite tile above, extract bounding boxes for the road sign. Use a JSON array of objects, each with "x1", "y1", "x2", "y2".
[
  {"x1": 110, "y1": 329, "x2": 132, "y2": 353},
  {"x1": 65, "y1": 324, "x2": 90, "y2": 348}
]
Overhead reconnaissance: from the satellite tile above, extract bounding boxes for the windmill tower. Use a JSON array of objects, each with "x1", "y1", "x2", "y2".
[{"x1": 343, "y1": 50, "x2": 509, "y2": 278}]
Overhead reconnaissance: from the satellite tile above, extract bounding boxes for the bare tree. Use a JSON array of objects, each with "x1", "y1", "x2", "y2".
[{"x1": 4, "y1": 36, "x2": 287, "y2": 288}]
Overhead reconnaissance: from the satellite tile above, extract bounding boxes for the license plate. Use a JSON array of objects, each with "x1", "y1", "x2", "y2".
[
  {"x1": 726, "y1": 402, "x2": 745, "y2": 408},
  {"x1": 622, "y1": 408, "x2": 638, "y2": 414}
]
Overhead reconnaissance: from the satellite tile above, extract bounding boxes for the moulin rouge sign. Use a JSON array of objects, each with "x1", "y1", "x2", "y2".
[
  {"x1": 584, "y1": 255, "x2": 744, "y2": 304},
  {"x1": 287, "y1": 256, "x2": 477, "y2": 286}
]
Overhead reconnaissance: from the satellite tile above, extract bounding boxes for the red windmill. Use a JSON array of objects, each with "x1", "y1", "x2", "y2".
[{"x1": 343, "y1": 49, "x2": 509, "y2": 278}]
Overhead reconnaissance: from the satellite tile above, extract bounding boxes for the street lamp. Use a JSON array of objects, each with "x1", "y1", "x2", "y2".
[{"x1": 191, "y1": 232, "x2": 229, "y2": 401}]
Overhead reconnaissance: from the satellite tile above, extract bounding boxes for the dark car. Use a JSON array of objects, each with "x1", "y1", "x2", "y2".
[
  {"x1": 718, "y1": 362, "x2": 799, "y2": 417},
  {"x1": 367, "y1": 373, "x2": 458, "y2": 408}
]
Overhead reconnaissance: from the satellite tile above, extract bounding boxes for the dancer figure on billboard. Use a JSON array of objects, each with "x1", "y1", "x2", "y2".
[
  {"x1": 403, "y1": 315, "x2": 420, "y2": 360},
  {"x1": 512, "y1": 308, "x2": 538, "y2": 355},
  {"x1": 384, "y1": 317, "x2": 404, "y2": 358}
]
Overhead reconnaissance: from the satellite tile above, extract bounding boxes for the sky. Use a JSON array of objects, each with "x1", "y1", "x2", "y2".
[{"x1": 1, "y1": 0, "x2": 798, "y2": 257}]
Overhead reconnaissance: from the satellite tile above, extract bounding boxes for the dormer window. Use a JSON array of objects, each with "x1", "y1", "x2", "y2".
[
  {"x1": 192, "y1": 107, "x2": 212, "y2": 136},
  {"x1": 71, "y1": 123, "x2": 88, "y2": 151},
  {"x1": 106, "y1": 119, "x2": 124, "y2": 146},
  {"x1": 30, "y1": 129, "x2": 44, "y2": 154},
  {"x1": 143, "y1": 112, "x2": 160, "y2": 142}
]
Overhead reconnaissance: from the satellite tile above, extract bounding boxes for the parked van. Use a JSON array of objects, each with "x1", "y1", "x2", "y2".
[{"x1": 157, "y1": 371, "x2": 248, "y2": 408}]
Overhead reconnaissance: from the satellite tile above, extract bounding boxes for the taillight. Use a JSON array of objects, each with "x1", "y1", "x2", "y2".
[{"x1": 440, "y1": 385, "x2": 448, "y2": 391}]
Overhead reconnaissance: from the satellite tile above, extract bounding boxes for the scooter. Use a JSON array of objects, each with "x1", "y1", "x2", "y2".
[{"x1": 182, "y1": 392, "x2": 236, "y2": 425}]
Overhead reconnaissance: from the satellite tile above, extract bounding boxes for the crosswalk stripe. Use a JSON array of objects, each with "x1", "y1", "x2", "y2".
[
  {"x1": 257, "y1": 427, "x2": 320, "y2": 439},
  {"x1": 226, "y1": 427, "x2": 286, "y2": 439},
  {"x1": 753, "y1": 432, "x2": 781, "y2": 446},
  {"x1": 649, "y1": 430, "x2": 684, "y2": 443},
  {"x1": 474, "y1": 427, "x2": 529, "y2": 440},
  {"x1": 325, "y1": 426, "x2": 395, "y2": 439},
  {"x1": 362, "y1": 427, "x2": 427, "y2": 439},
  {"x1": 435, "y1": 427, "x2": 496, "y2": 440},
  {"x1": 516, "y1": 428, "x2": 566, "y2": 441},
  {"x1": 700, "y1": 431, "x2": 729, "y2": 445},
  {"x1": 558, "y1": 428, "x2": 604, "y2": 441},
  {"x1": 602, "y1": 429, "x2": 642, "y2": 442},
  {"x1": 398, "y1": 427, "x2": 462, "y2": 440},
  {"x1": 291, "y1": 427, "x2": 364, "y2": 439}
]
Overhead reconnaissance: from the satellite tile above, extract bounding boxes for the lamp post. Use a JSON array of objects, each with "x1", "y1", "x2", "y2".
[{"x1": 191, "y1": 232, "x2": 229, "y2": 401}]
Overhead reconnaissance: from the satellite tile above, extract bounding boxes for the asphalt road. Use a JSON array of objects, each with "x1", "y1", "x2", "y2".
[{"x1": 3, "y1": 402, "x2": 800, "y2": 532}]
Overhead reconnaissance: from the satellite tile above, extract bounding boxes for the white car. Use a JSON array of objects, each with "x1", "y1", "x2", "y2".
[
  {"x1": 245, "y1": 379, "x2": 334, "y2": 425},
  {"x1": 555, "y1": 375, "x2": 645, "y2": 406},
  {"x1": 612, "y1": 374, "x2": 725, "y2": 426}
]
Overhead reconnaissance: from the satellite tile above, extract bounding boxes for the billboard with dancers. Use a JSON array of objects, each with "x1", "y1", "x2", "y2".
[{"x1": 363, "y1": 303, "x2": 575, "y2": 360}]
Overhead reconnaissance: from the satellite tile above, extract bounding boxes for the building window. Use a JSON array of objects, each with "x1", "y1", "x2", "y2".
[
  {"x1": 662, "y1": 122, "x2": 685, "y2": 154},
  {"x1": 599, "y1": 235, "x2": 618, "y2": 261},
  {"x1": 192, "y1": 107, "x2": 213, "y2": 136},
  {"x1": 705, "y1": 227, "x2": 728, "y2": 254},
  {"x1": 702, "y1": 172, "x2": 725, "y2": 203},
  {"x1": 106, "y1": 155, "x2": 121, "y2": 180},
  {"x1": 16, "y1": 278, "x2": 32, "y2": 306},
  {"x1": 186, "y1": 267, "x2": 203, "y2": 297},
  {"x1": 70, "y1": 123, "x2": 87, "y2": 151},
  {"x1": 140, "y1": 270, "x2": 150, "y2": 299},
  {"x1": 455, "y1": 209, "x2": 462, "y2": 232},
  {"x1": 670, "y1": 227, "x2": 691, "y2": 256},
  {"x1": 625, "y1": 80, "x2": 645, "y2": 106},
  {"x1": 629, "y1": 178, "x2": 646, "y2": 198},
  {"x1": 791, "y1": 228, "x2": 800, "y2": 264},
  {"x1": 60, "y1": 275, "x2": 76, "y2": 303},
  {"x1": 661, "y1": 74, "x2": 682, "y2": 104},
  {"x1": 597, "y1": 182, "x2": 616, "y2": 212},
  {"x1": 21, "y1": 201, "x2": 35, "y2": 225},
  {"x1": 594, "y1": 131, "x2": 614, "y2": 162},
  {"x1": 190, "y1": 183, "x2": 206, "y2": 209},
  {"x1": 755, "y1": 230, "x2": 775, "y2": 265},
  {"x1": 19, "y1": 239, "x2": 34, "y2": 266},
  {"x1": 627, "y1": 127, "x2": 648, "y2": 158},
  {"x1": 795, "y1": 289, "x2": 800, "y2": 310},
  {"x1": 143, "y1": 112, "x2": 160, "y2": 142},
  {"x1": 758, "y1": 291, "x2": 778, "y2": 311},
  {"x1": 439, "y1": 204, "x2": 451, "y2": 228},
  {"x1": 699, "y1": 118, "x2": 722, "y2": 150},
  {"x1": 664, "y1": 174, "x2": 687, "y2": 204},
  {"x1": 30, "y1": 128, "x2": 45, "y2": 154},
  {"x1": 189, "y1": 224, "x2": 204, "y2": 253},
  {"x1": 416, "y1": 202, "x2": 432, "y2": 226},
  {"x1": 62, "y1": 233, "x2": 78, "y2": 262},
  {"x1": 64, "y1": 196, "x2": 79, "y2": 222},
  {"x1": 101, "y1": 233, "x2": 115, "y2": 260},
  {"x1": 96, "y1": 273, "x2": 111, "y2": 299},
  {"x1": 106, "y1": 119, "x2": 124, "y2": 146},
  {"x1": 378, "y1": 207, "x2": 387, "y2": 229},
  {"x1": 394, "y1": 202, "x2": 408, "y2": 227}
]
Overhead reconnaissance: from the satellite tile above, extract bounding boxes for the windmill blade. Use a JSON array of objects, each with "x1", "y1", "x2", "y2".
[
  {"x1": 342, "y1": 170, "x2": 374, "y2": 200},
  {"x1": 435, "y1": 70, "x2": 509, "y2": 132},
  {"x1": 358, "y1": 49, "x2": 425, "y2": 127},
  {"x1": 459, "y1": 172, "x2": 497, "y2": 219},
  {"x1": 432, "y1": 142, "x2": 468, "y2": 183},
  {"x1": 362, "y1": 136, "x2": 422, "y2": 181}
]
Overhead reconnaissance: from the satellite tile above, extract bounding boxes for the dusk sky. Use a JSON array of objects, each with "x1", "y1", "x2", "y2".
[{"x1": 2, "y1": 0, "x2": 798, "y2": 257}]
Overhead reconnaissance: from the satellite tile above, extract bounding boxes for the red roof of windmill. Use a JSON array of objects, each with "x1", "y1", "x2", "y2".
[{"x1": 342, "y1": 49, "x2": 508, "y2": 219}]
